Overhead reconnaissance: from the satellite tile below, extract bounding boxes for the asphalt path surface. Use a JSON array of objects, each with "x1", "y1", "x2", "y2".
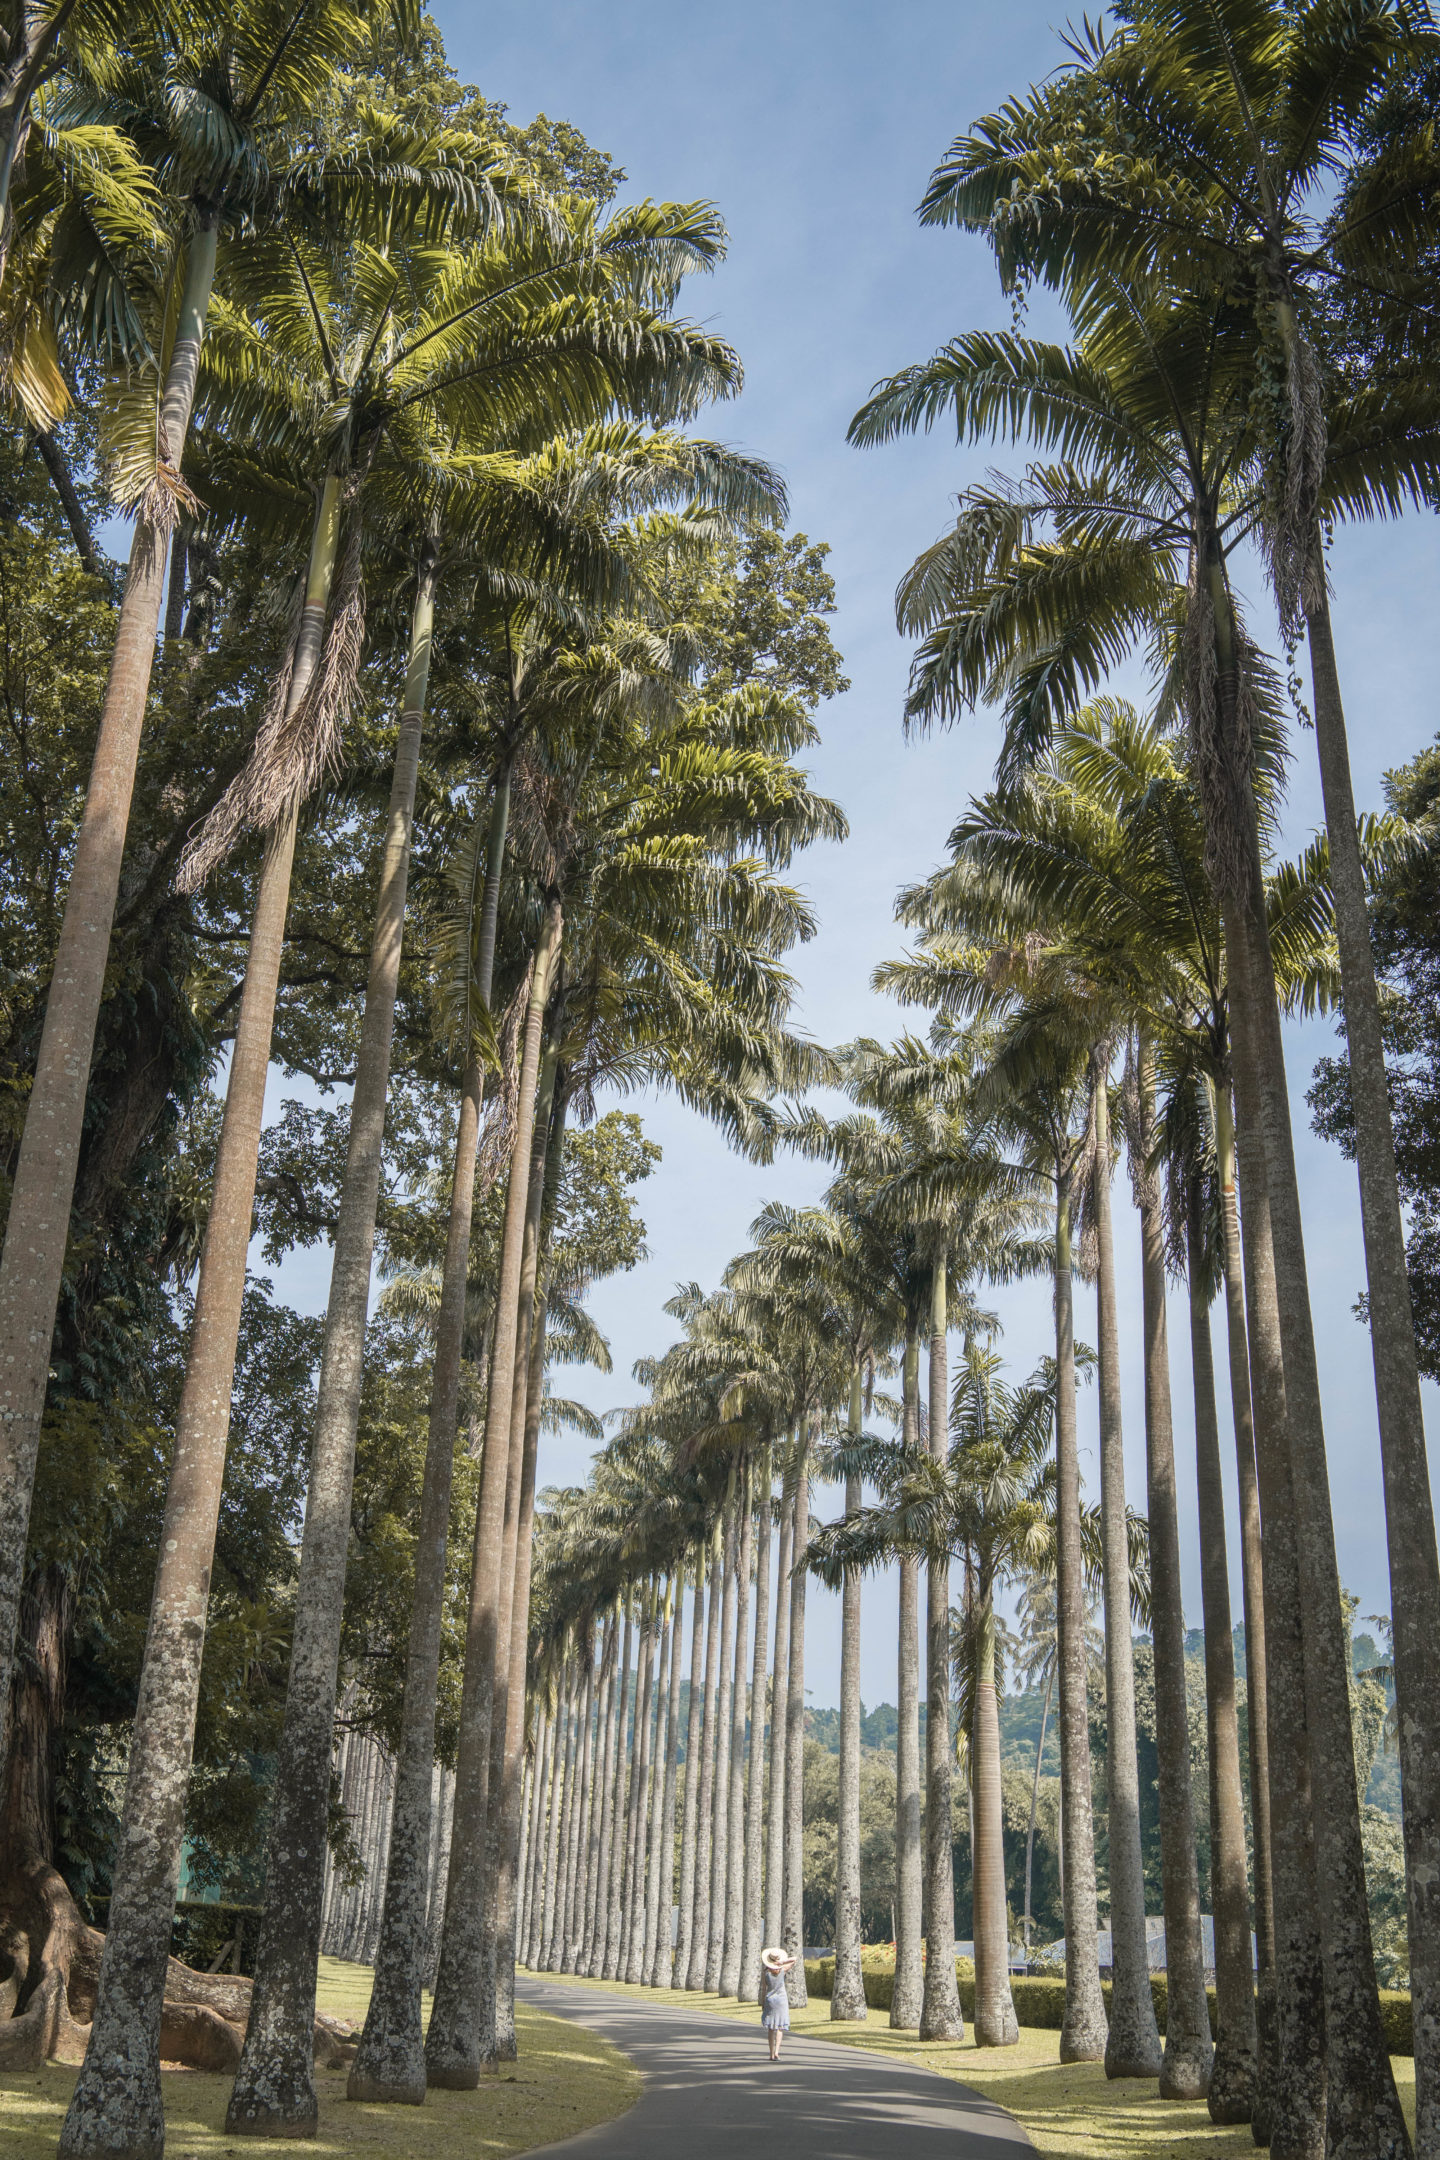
[{"x1": 518, "y1": 1974, "x2": 1034, "y2": 2157}]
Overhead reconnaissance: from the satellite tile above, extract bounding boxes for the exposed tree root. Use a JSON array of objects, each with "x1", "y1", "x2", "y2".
[{"x1": 0, "y1": 1858, "x2": 357, "y2": 2072}]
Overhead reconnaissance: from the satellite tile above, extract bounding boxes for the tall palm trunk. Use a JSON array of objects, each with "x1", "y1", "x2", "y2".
[
  {"x1": 720, "y1": 1481, "x2": 752, "y2": 1995},
  {"x1": 1051, "y1": 1168, "x2": 1107, "y2": 2062},
  {"x1": 583, "y1": 1617, "x2": 619, "y2": 1976},
  {"x1": 1023, "y1": 1668, "x2": 1053, "y2": 1966},
  {"x1": 686, "y1": 1525, "x2": 723, "y2": 1988},
  {"x1": 705, "y1": 1496, "x2": 737, "y2": 1991},
  {"x1": 1209, "y1": 558, "x2": 1404, "y2": 2159},
  {"x1": 352, "y1": 758, "x2": 512, "y2": 2062},
  {"x1": 580, "y1": 1619, "x2": 614, "y2": 1975},
  {"x1": 1134, "y1": 1046, "x2": 1212, "y2": 2101},
  {"x1": 972, "y1": 1582, "x2": 1017, "y2": 2046},
  {"x1": 563, "y1": 1652, "x2": 595, "y2": 1975},
  {"x1": 622, "y1": 1588, "x2": 657, "y2": 1982},
  {"x1": 0, "y1": 220, "x2": 219, "y2": 1769},
  {"x1": 601, "y1": 1601, "x2": 632, "y2": 1980},
  {"x1": 645, "y1": 1578, "x2": 679, "y2": 1984},
  {"x1": 426, "y1": 892, "x2": 562, "y2": 2087},
  {"x1": 832, "y1": 1370, "x2": 867, "y2": 2023},
  {"x1": 1306, "y1": 593, "x2": 1440, "y2": 2156},
  {"x1": 781, "y1": 1445, "x2": 809, "y2": 2007},
  {"x1": 892, "y1": 1327, "x2": 924, "y2": 2031},
  {"x1": 921, "y1": 1259, "x2": 965, "y2": 2041},
  {"x1": 542, "y1": 1660, "x2": 575, "y2": 1971},
  {"x1": 1092, "y1": 1077, "x2": 1163, "y2": 2080},
  {"x1": 61, "y1": 473, "x2": 343, "y2": 2160},
  {"x1": 675, "y1": 1554, "x2": 706, "y2": 1988},
  {"x1": 493, "y1": 1283, "x2": 557, "y2": 2045},
  {"x1": 763, "y1": 1489, "x2": 793, "y2": 1954},
  {"x1": 482, "y1": 1049, "x2": 562, "y2": 2056},
  {"x1": 522, "y1": 1710, "x2": 550, "y2": 1967},
  {"x1": 231, "y1": 557, "x2": 436, "y2": 2130},
  {"x1": 738, "y1": 1470, "x2": 771, "y2": 2001},
  {"x1": 1187, "y1": 1192, "x2": 1258, "y2": 2125}
]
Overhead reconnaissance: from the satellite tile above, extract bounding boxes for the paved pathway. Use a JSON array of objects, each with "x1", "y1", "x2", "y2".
[{"x1": 518, "y1": 1975, "x2": 1034, "y2": 2157}]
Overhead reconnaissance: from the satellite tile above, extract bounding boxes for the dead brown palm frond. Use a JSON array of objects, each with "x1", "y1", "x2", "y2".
[
  {"x1": 175, "y1": 501, "x2": 366, "y2": 893},
  {"x1": 474, "y1": 958, "x2": 535, "y2": 1191}
]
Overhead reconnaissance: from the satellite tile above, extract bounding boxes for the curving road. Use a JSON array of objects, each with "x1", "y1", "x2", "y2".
[{"x1": 519, "y1": 1975, "x2": 1034, "y2": 2158}]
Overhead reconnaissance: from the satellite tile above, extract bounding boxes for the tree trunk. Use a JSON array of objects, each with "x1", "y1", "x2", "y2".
[
  {"x1": 33, "y1": 427, "x2": 104, "y2": 579},
  {"x1": 972, "y1": 1585, "x2": 1017, "y2": 2046},
  {"x1": 1307, "y1": 592, "x2": 1440, "y2": 2158},
  {"x1": 1052, "y1": 1170, "x2": 1107, "y2": 2062},
  {"x1": 622, "y1": 1589, "x2": 657, "y2": 1983},
  {"x1": 921, "y1": 1258, "x2": 965, "y2": 2042},
  {"x1": 720, "y1": 1481, "x2": 752, "y2": 1996},
  {"x1": 737, "y1": 1471, "x2": 771, "y2": 2002},
  {"x1": 61, "y1": 467, "x2": 343, "y2": 2160},
  {"x1": 232, "y1": 558, "x2": 434, "y2": 2129},
  {"x1": 705, "y1": 1497, "x2": 737, "y2": 1992},
  {"x1": 1187, "y1": 1196, "x2": 1259, "y2": 2125},
  {"x1": 0, "y1": 219, "x2": 218, "y2": 1777},
  {"x1": 521, "y1": 1713, "x2": 549, "y2": 1967},
  {"x1": 425, "y1": 892, "x2": 562, "y2": 2087},
  {"x1": 579, "y1": 1620, "x2": 614, "y2": 1975},
  {"x1": 563, "y1": 1655, "x2": 594, "y2": 1975},
  {"x1": 781, "y1": 1447, "x2": 808, "y2": 2008},
  {"x1": 490, "y1": 1278, "x2": 553, "y2": 2054},
  {"x1": 641, "y1": 1581, "x2": 673, "y2": 1984},
  {"x1": 601, "y1": 1603, "x2": 632, "y2": 1980},
  {"x1": 832, "y1": 1376, "x2": 867, "y2": 2024},
  {"x1": 675, "y1": 1559, "x2": 705, "y2": 1988},
  {"x1": 541, "y1": 1660, "x2": 575, "y2": 1972},
  {"x1": 892, "y1": 1327, "x2": 924, "y2": 2031},
  {"x1": 1092, "y1": 1077, "x2": 1163, "y2": 2081},
  {"x1": 1024, "y1": 1669, "x2": 1053, "y2": 1966},
  {"x1": 647, "y1": 1575, "x2": 683, "y2": 1986},
  {"x1": 1214, "y1": 1084, "x2": 1277, "y2": 2136},
  {"x1": 763, "y1": 1489, "x2": 792, "y2": 1956},
  {"x1": 1135, "y1": 1044, "x2": 1212, "y2": 2101}
]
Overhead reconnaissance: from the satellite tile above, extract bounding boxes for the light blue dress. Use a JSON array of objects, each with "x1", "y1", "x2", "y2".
[{"x1": 761, "y1": 1966, "x2": 791, "y2": 2031}]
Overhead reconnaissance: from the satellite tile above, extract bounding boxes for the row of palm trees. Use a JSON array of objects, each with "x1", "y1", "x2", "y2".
[{"x1": 0, "y1": 7, "x2": 845, "y2": 2158}]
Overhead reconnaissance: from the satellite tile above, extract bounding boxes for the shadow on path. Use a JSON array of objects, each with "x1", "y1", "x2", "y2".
[{"x1": 518, "y1": 1975, "x2": 1034, "y2": 2157}]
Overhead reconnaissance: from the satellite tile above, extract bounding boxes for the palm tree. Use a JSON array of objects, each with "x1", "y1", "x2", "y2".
[{"x1": 0, "y1": 0, "x2": 396, "y2": 1798}]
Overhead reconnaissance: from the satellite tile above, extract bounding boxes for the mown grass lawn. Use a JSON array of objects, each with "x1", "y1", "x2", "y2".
[
  {"x1": 0, "y1": 1958, "x2": 639, "y2": 2160},
  {"x1": 520, "y1": 1964, "x2": 1417, "y2": 2160}
]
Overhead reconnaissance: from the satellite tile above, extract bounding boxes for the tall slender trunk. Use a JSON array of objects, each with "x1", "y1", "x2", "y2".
[
  {"x1": 0, "y1": 220, "x2": 219, "y2": 1778},
  {"x1": 349, "y1": 759, "x2": 511, "y2": 2074},
  {"x1": 426, "y1": 893, "x2": 562, "y2": 2087},
  {"x1": 61, "y1": 470, "x2": 341, "y2": 2160},
  {"x1": 648, "y1": 1576, "x2": 684, "y2": 1986},
  {"x1": 541, "y1": 1661, "x2": 575, "y2": 1971},
  {"x1": 781, "y1": 1446, "x2": 809, "y2": 2007},
  {"x1": 583, "y1": 1618, "x2": 619, "y2": 1976},
  {"x1": 832, "y1": 1372, "x2": 867, "y2": 2023},
  {"x1": 1052, "y1": 1168, "x2": 1107, "y2": 2062},
  {"x1": 521, "y1": 1711, "x2": 549, "y2": 1967},
  {"x1": 580, "y1": 1619, "x2": 615, "y2": 1975},
  {"x1": 642, "y1": 1581, "x2": 673, "y2": 1983},
  {"x1": 972, "y1": 1580, "x2": 1017, "y2": 2046},
  {"x1": 1188, "y1": 1195, "x2": 1259, "y2": 2125},
  {"x1": 686, "y1": 1526, "x2": 723, "y2": 1988},
  {"x1": 1024, "y1": 1670, "x2": 1053, "y2": 1965},
  {"x1": 705, "y1": 1496, "x2": 737, "y2": 1992},
  {"x1": 1092, "y1": 1077, "x2": 1163, "y2": 2080},
  {"x1": 562, "y1": 1653, "x2": 594, "y2": 1975},
  {"x1": 675, "y1": 1555, "x2": 706, "y2": 1987},
  {"x1": 230, "y1": 557, "x2": 435, "y2": 2129},
  {"x1": 763, "y1": 1489, "x2": 793, "y2": 1955},
  {"x1": 892, "y1": 1326, "x2": 924, "y2": 2030},
  {"x1": 921, "y1": 1257, "x2": 965, "y2": 2041},
  {"x1": 601, "y1": 1602, "x2": 632, "y2": 1980},
  {"x1": 738, "y1": 1468, "x2": 771, "y2": 2002},
  {"x1": 1135, "y1": 1045, "x2": 1212, "y2": 2101},
  {"x1": 720, "y1": 1480, "x2": 752, "y2": 1996},
  {"x1": 481, "y1": 1046, "x2": 561, "y2": 2059},
  {"x1": 492, "y1": 1277, "x2": 555, "y2": 2051},
  {"x1": 1215, "y1": 1086, "x2": 1278, "y2": 2136},
  {"x1": 622, "y1": 1588, "x2": 657, "y2": 1983},
  {"x1": 1307, "y1": 592, "x2": 1440, "y2": 2156}
]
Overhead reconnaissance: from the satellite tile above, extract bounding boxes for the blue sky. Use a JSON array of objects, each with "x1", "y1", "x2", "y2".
[{"x1": 273, "y1": 0, "x2": 1440, "y2": 1705}]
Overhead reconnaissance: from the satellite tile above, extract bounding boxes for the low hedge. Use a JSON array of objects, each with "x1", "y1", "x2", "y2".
[{"x1": 803, "y1": 1960, "x2": 1415, "y2": 2056}]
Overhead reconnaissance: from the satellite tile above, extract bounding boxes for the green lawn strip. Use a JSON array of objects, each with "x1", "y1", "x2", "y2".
[
  {"x1": 0, "y1": 1959, "x2": 639, "y2": 2160},
  {"x1": 520, "y1": 1965, "x2": 1417, "y2": 2160}
]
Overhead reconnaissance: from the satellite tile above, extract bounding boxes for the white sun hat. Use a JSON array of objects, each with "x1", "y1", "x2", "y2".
[{"x1": 760, "y1": 1945, "x2": 788, "y2": 1971}]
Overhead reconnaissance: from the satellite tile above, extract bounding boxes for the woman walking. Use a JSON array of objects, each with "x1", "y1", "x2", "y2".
[{"x1": 761, "y1": 1946, "x2": 796, "y2": 2060}]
